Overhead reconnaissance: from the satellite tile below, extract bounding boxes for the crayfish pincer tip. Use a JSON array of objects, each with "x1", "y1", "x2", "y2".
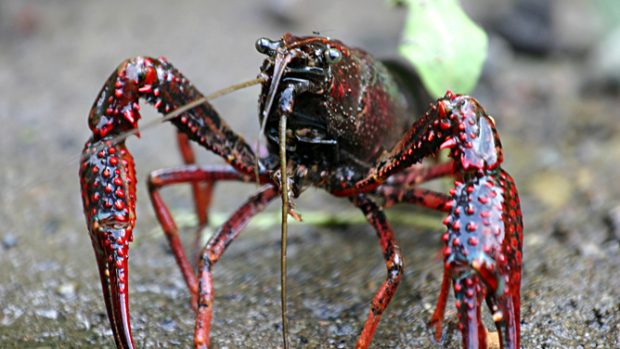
[{"x1": 92, "y1": 228, "x2": 135, "y2": 349}]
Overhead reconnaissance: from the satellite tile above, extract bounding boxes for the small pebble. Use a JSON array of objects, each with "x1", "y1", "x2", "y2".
[
  {"x1": 159, "y1": 318, "x2": 176, "y2": 332},
  {"x1": 2, "y1": 233, "x2": 17, "y2": 250},
  {"x1": 35, "y1": 309, "x2": 59, "y2": 320},
  {"x1": 487, "y1": 329, "x2": 500, "y2": 349},
  {"x1": 57, "y1": 282, "x2": 77, "y2": 299}
]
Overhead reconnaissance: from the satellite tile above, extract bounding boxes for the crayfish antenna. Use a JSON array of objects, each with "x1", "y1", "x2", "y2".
[
  {"x1": 254, "y1": 48, "x2": 293, "y2": 348},
  {"x1": 279, "y1": 113, "x2": 290, "y2": 349}
]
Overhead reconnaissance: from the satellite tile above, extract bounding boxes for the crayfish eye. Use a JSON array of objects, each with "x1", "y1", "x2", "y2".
[
  {"x1": 255, "y1": 37, "x2": 280, "y2": 56},
  {"x1": 324, "y1": 48, "x2": 342, "y2": 65}
]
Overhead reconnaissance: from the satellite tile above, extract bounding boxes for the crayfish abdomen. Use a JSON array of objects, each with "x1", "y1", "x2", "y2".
[{"x1": 80, "y1": 33, "x2": 522, "y2": 349}]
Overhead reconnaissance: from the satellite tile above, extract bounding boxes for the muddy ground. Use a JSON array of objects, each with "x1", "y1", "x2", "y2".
[{"x1": 1, "y1": 0, "x2": 619, "y2": 348}]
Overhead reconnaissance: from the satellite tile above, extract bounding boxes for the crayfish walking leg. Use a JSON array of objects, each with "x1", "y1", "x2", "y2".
[
  {"x1": 351, "y1": 194, "x2": 403, "y2": 349},
  {"x1": 193, "y1": 185, "x2": 279, "y2": 348},
  {"x1": 147, "y1": 164, "x2": 271, "y2": 308},
  {"x1": 176, "y1": 131, "x2": 216, "y2": 264}
]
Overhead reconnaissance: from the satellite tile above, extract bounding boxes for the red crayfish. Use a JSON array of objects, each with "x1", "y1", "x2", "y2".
[{"x1": 79, "y1": 33, "x2": 523, "y2": 349}]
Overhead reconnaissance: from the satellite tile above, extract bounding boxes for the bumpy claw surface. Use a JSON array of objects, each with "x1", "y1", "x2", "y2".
[
  {"x1": 80, "y1": 138, "x2": 137, "y2": 349},
  {"x1": 442, "y1": 170, "x2": 522, "y2": 348},
  {"x1": 432, "y1": 94, "x2": 523, "y2": 349}
]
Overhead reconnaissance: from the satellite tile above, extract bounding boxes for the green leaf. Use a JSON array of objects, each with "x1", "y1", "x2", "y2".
[{"x1": 398, "y1": 0, "x2": 488, "y2": 98}]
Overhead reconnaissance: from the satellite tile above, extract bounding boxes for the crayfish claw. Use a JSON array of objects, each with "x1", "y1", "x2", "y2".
[
  {"x1": 453, "y1": 274, "x2": 487, "y2": 349},
  {"x1": 80, "y1": 137, "x2": 137, "y2": 349},
  {"x1": 439, "y1": 168, "x2": 522, "y2": 349}
]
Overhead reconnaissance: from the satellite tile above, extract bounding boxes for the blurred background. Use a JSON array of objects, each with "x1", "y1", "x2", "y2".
[{"x1": 0, "y1": 0, "x2": 619, "y2": 347}]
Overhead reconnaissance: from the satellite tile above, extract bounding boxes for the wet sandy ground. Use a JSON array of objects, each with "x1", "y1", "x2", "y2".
[{"x1": 1, "y1": 0, "x2": 619, "y2": 348}]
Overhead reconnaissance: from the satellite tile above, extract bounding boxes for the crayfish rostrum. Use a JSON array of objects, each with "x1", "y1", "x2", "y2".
[{"x1": 79, "y1": 33, "x2": 523, "y2": 349}]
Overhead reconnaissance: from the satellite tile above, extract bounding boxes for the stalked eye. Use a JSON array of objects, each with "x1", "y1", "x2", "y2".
[
  {"x1": 324, "y1": 48, "x2": 342, "y2": 64},
  {"x1": 255, "y1": 37, "x2": 280, "y2": 56}
]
